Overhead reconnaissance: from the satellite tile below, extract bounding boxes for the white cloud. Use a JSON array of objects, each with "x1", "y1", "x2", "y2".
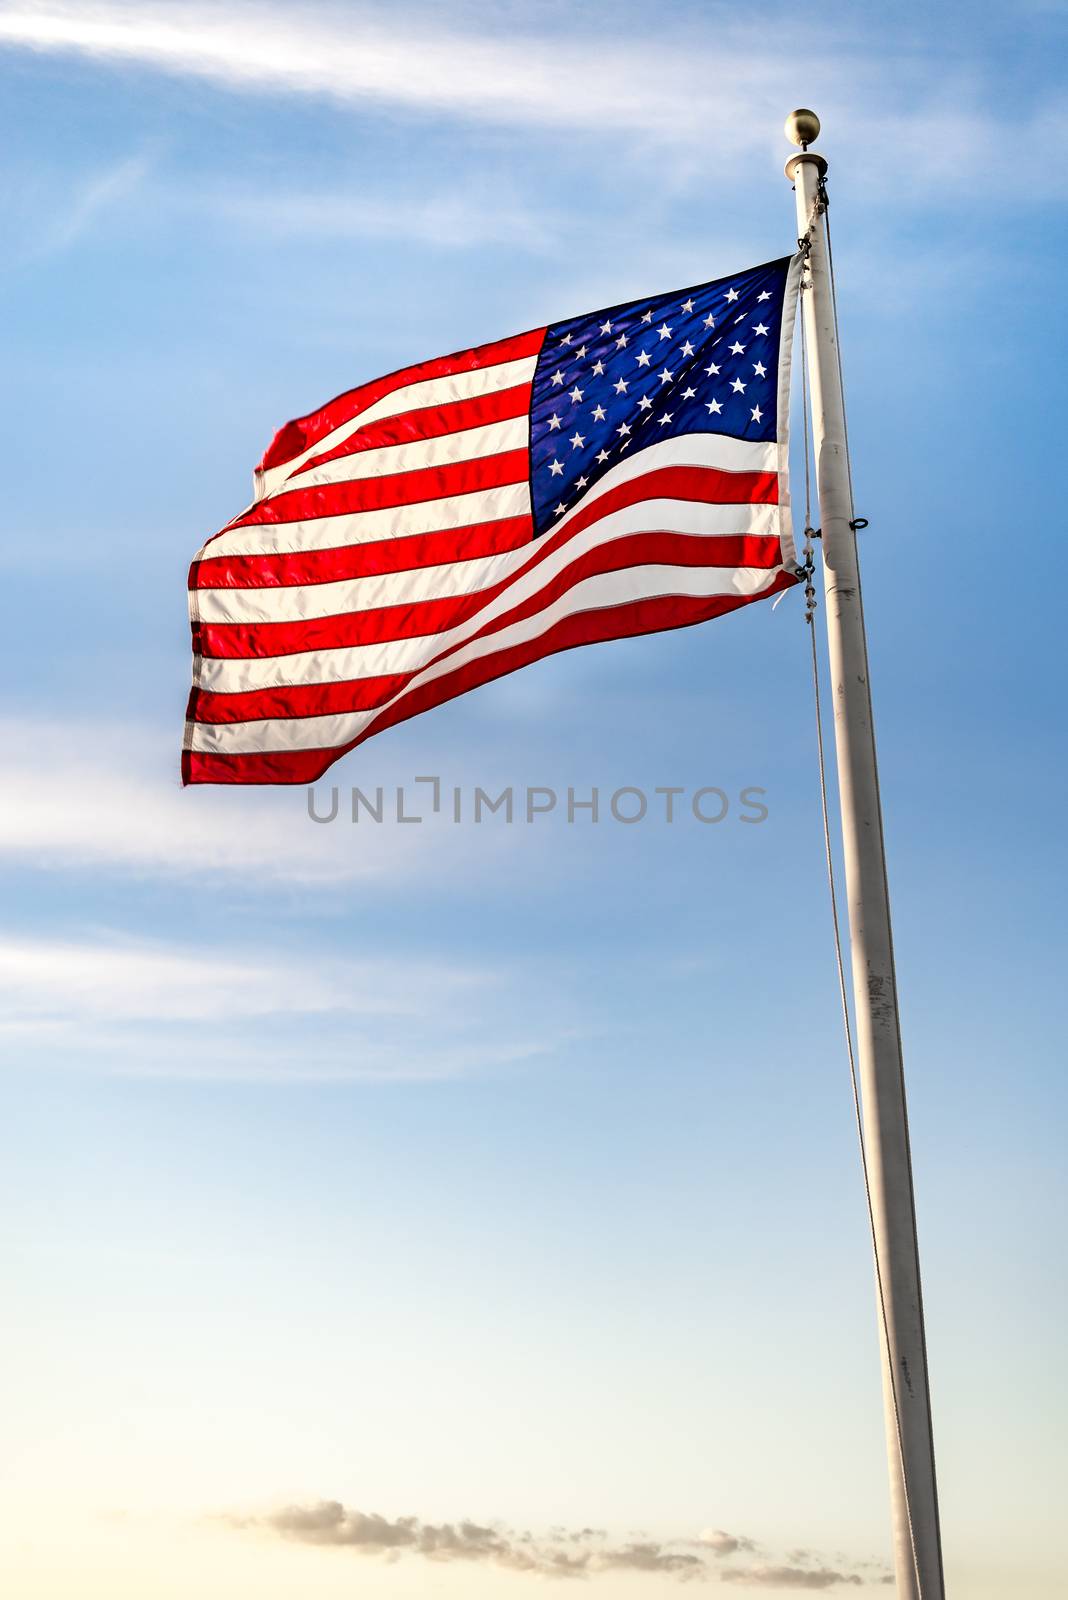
[
  {"x1": 207, "y1": 183, "x2": 557, "y2": 252},
  {"x1": 0, "y1": 717, "x2": 518, "y2": 885},
  {"x1": 0, "y1": 934, "x2": 467, "y2": 1025},
  {"x1": 0, "y1": 928, "x2": 558, "y2": 1081},
  {"x1": 0, "y1": 719, "x2": 576, "y2": 1080},
  {"x1": 1, "y1": 1, "x2": 1062, "y2": 200},
  {"x1": 0, "y1": 1, "x2": 790, "y2": 140}
]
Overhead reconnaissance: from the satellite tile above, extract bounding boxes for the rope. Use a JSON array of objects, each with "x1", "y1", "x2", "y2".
[{"x1": 797, "y1": 222, "x2": 929, "y2": 1599}]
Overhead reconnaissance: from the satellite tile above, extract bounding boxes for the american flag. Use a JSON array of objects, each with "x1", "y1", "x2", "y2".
[{"x1": 183, "y1": 255, "x2": 800, "y2": 784}]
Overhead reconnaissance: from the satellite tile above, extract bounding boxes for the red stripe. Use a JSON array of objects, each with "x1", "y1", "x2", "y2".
[
  {"x1": 191, "y1": 531, "x2": 789, "y2": 722},
  {"x1": 192, "y1": 673, "x2": 411, "y2": 727},
  {"x1": 281, "y1": 384, "x2": 532, "y2": 484},
  {"x1": 191, "y1": 464, "x2": 776, "y2": 592},
  {"x1": 360, "y1": 575, "x2": 797, "y2": 751},
  {"x1": 361, "y1": 524, "x2": 787, "y2": 685},
  {"x1": 192, "y1": 516, "x2": 534, "y2": 593},
  {"x1": 563, "y1": 465, "x2": 779, "y2": 538},
  {"x1": 232, "y1": 448, "x2": 530, "y2": 529},
  {"x1": 195, "y1": 534, "x2": 786, "y2": 661},
  {"x1": 182, "y1": 571, "x2": 797, "y2": 785},
  {"x1": 258, "y1": 329, "x2": 546, "y2": 475}
]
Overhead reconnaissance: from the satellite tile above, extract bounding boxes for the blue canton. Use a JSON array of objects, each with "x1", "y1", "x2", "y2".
[{"x1": 529, "y1": 256, "x2": 790, "y2": 537}]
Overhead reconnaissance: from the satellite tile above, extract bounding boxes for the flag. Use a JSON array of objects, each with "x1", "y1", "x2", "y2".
[{"x1": 183, "y1": 255, "x2": 800, "y2": 784}]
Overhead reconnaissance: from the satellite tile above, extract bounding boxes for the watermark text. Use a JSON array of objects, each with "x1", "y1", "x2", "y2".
[{"x1": 306, "y1": 779, "x2": 769, "y2": 827}]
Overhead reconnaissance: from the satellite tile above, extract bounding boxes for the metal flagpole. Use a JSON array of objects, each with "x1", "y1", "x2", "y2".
[{"x1": 783, "y1": 110, "x2": 946, "y2": 1600}]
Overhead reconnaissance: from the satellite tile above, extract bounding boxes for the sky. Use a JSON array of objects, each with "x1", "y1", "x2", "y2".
[{"x1": 1, "y1": 1, "x2": 1066, "y2": 1596}]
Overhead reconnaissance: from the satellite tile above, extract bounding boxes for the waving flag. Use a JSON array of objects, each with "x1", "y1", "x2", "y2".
[{"x1": 183, "y1": 255, "x2": 800, "y2": 784}]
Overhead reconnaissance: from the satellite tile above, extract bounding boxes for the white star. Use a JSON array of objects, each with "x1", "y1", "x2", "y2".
[
  {"x1": 635, "y1": 349, "x2": 652, "y2": 367},
  {"x1": 596, "y1": 448, "x2": 610, "y2": 463},
  {"x1": 681, "y1": 386, "x2": 696, "y2": 399},
  {"x1": 575, "y1": 475, "x2": 588, "y2": 487},
  {"x1": 680, "y1": 340, "x2": 695, "y2": 357},
  {"x1": 617, "y1": 421, "x2": 631, "y2": 437},
  {"x1": 600, "y1": 319, "x2": 613, "y2": 335},
  {"x1": 753, "y1": 322, "x2": 769, "y2": 336},
  {"x1": 681, "y1": 298, "x2": 695, "y2": 313},
  {"x1": 750, "y1": 405, "x2": 763, "y2": 422},
  {"x1": 725, "y1": 287, "x2": 740, "y2": 302},
  {"x1": 591, "y1": 359, "x2": 605, "y2": 376},
  {"x1": 560, "y1": 334, "x2": 572, "y2": 345},
  {"x1": 729, "y1": 341, "x2": 745, "y2": 356},
  {"x1": 706, "y1": 399, "x2": 723, "y2": 414},
  {"x1": 637, "y1": 395, "x2": 653, "y2": 411},
  {"x1": 549, "y1": 459, "x2": 564, "y2": 476},
  {"x1": 658, "y1": 412, "x2": 673, "y2": 426},
  {"x1": 550, "y1": 370, "x2": 565, "y2": 386},
  {"x1": 731, "y1": 378, "x2": 746, "y2": 394},
  {"x1": 657, "y1": 322, "x2": 672, "y2": 340},
  {"x1": 658, "y1": 367, "x2": 673, "y2": 384},
  {"x1": 753, "y1": 361, "x2": 767, "y2": 377},
  {"x1": 555, "y1": 502, "x2": 567, "y2": 515},
  {"x1": 734, "y1": 314, "x2": 746, "y2": 324},
  {"x1": 568, "y1": 385, "x2": 584, "y2": 402},
  {"x1": 705, "y1": 361, "x2": 720, "y2": 376},
  {"x1": 757, "y1": 290, "x2": 771, "y2": 301},
  {"x1": 703, "y1": 313, "x2": 716, "y2": 329},
  {"x1": 575, "y1": 344, "x2": 587, "y2": 359},
  {"x1": 569, "y1": 431, "x2": 585, "y2": 449},
  {"x1": 548, "y1": 413, "x2": 562, "y2": 430},
  {"x1": 615, "y1": 333, "x2": 628, "y2": 348},
  {"x1": 640, "y1": 309, "x2": 654, "y2": 324},
  {"x1": 591, "y1": 404, "x2": 606, "y2": 421},
  {"x1": 613, "y1": 377, "x2": 629, "y2": 394}
]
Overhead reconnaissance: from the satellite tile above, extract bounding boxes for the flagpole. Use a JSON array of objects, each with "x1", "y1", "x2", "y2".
[{"x1": 783, "y1": 111, "x2": 946, "y2": 1600}]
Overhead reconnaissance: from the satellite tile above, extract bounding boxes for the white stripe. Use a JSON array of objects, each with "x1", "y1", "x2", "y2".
[
  {"x1": 199, "y1": 483, "x2": 532, "y2": 563},
  {"x1": 195, "y1": 500, "x2": 782, "y2": 625},
  {"x1": 198, "y1": 482, "x2": 782, "y2": 693},
  {"x1": 190, "y1": 562, "x2": 783, "y2": 756},
  {"x1": 547, "y1": 431, "x2": 778, "y2": 536},
  {"x1": 256, "y1": 354, "x2": 538, "y2": 497},
  {"x1": 274, "y1": 416, "x2": 528, "y2": 496},
  {"x1": 198, "y1": 431, "x2": 776, "y2": 563}
]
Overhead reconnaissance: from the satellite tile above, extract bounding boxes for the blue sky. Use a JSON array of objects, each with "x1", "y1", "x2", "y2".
[{"x1": 1, "y1": 2, "x2": 1065, "y2": 1596}]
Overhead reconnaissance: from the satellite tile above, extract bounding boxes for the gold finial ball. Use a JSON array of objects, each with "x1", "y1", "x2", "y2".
[{"x1": 785, "y1": 108, "x2": 821, "y2": 148}]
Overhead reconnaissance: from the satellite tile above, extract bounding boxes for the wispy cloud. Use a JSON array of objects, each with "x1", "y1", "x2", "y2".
[
  {"x1": 0, "y1": 717, "x2": 519, "y2": 885},
  {"x1": 39, "y1": 151, "x2": 151, "y2": 253},
  {"x1": 0, "y1": 1, "x2": 794, "y2": 141},
  {"x1": 0, "y1": 929, "x2": 559, "y2": 1081},
  {"x1": 224, "y1": 1499, "x2": 886, "y2": 1587},
  {"x1": 6, "y1": 149, "x2": 154, "y2": 265},
  {"x1": 0, "y1": 932, "x2": 476, "y2": 1026},
  {"x1": 208, "y1": 182, "x2": 557, "y2": 252},
  {"x1": 1, "y1": 1, "x2": 1063, "y2": 200}
]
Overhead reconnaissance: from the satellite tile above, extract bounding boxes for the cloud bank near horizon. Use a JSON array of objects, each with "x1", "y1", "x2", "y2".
[{"x1": 224, "y1": 1498, "x2": 885, "y2": 1588}]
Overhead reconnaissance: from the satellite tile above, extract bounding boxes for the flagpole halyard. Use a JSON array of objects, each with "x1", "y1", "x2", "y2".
[{"x1": 784, "y1": 112, "x2": 946, "y2": 1600}]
